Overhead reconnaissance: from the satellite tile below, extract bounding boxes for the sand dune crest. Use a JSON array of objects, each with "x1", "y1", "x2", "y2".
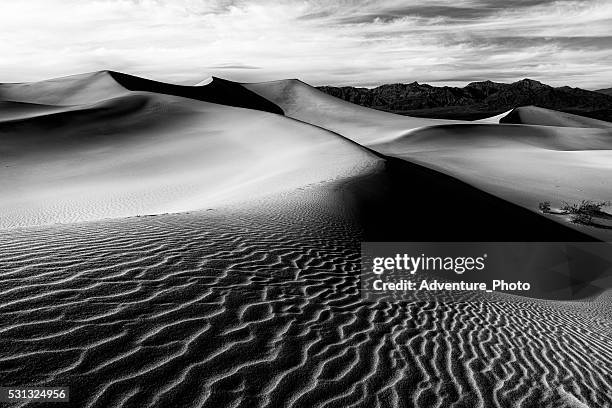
[
  {"x1": 0, "y1": 71, "x2": 129, "y2": 106},
  {"x1": 244, "y1": 79, "x2": 457, "y2": 145},
  {"x1": 500, "y1": 105, "x2": 612, "y2": 128}
]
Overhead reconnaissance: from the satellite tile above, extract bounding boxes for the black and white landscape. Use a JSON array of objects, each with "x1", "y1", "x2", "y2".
[{"x1": 1, "y1": 1, "x2": 611, "y2": 407}]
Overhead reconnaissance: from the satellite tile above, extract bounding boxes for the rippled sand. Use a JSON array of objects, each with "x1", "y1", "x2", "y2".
[{"x1": 1, "y1": 188, "x2": 610, "y2": 408}]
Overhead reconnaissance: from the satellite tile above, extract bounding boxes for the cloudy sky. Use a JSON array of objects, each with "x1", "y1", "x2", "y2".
[{"x1": 1, "y1": 0, "x2": 611, "y2": 88}]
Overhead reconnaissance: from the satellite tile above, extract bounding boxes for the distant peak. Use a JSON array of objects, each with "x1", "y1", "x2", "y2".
[
  {"x1": 467, "y1": 79, "x2": 498, "y2": 85},
  {"x1": 514, "y1": 78, "x2": 546, "y2": 87}
]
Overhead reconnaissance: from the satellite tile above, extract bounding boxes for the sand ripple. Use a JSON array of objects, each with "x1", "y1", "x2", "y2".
[{"x1": 0, "y1": 192, "x2": 610, "y2": 408}]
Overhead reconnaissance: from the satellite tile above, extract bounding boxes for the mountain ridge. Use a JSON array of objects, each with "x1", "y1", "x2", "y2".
[
  {"x1": 595, "y1": 87, "x2": 612, "y2": 96},
  {"x1": 318, "y1": 78, "x2": 612, "y2": 121}
]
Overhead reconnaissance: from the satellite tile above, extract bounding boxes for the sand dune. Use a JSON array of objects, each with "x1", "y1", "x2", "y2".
[
  {"x1": 109, "y1": 71, "x2": 283, "y2": 114},
  {"x1": 3, "y1": 71, "x2": 609, "y2": 238},
  {"x1": 500, "y1": 105, "x2": 612, "y2": 128},
  {"x1": 0, "y1": 100, "x2": 68, "y2": 121},
  {"x1": 372, "y1": 122, "x2": 612, "y2": 240},
  {"x1": 244, "y1": 79, "x2": 456, "y2": 145},
  {"x1": 0, "y1": 71, "x2": 283, "y2": 114},
  {"x1": 382, "y1": 122, "x2": 612, "y2": 151},
  {"x1": 0, "y1": 83, "x2": 379, "y2": 228},
  {"x1": 0, "y1": 196, "x2": 609, "y2": 408},
  {"x1": 0, "y1": 71, "x2": 129, "y2": 105},
  {"x1": 2, "y1": 71, "x2": 608, "y2": 237},
  {"x1": 244, "y1": 79, "x2": 612, "y2": 239}
]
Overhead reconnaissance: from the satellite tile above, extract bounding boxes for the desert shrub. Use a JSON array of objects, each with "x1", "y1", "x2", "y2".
[
  {"x1": 561, "y1": 200, "x2": 610, "y2": 216},
  {"x1": 570, "y1": 212, "x2": 593, "y2": 225},
  {"x1": 538, "y1": 201, "x2": 551, "y2": 212},
  {"x1": 558, "y1": 200, "x2": 610, "y2": 225},
  {"x1": 578, "y1": 200, "x2": 610, "y2": 214},
  {"x1": 560, "y1": 202, "x2": 578, "y2": 214}
]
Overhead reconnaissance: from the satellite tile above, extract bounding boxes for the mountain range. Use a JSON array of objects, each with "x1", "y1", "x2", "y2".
[
  {"x1": 595, "y1": 87, "x2": 612, "y2": 96},
  {"x1": 318, "y1": 79, "x2": 612, "y2": 121}
]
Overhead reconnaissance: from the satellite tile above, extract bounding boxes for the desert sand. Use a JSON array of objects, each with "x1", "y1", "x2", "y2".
[
  {"x1": 1, "y1": 201, "x2": 611, "y2": 408},
  {"x1": 1, "y1": 72, "x2": 611, "y2": 407}
]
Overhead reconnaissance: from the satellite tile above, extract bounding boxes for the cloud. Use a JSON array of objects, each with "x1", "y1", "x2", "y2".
[
  {"x1": 206, "y1": 63, "x2": 262, "y2": 69},
  {"x1": 0, "y1": 0, "x2": 610, "y2": 89},
  {"x1": 333, "y1": 5, "x2": 497, "y2": 24}
]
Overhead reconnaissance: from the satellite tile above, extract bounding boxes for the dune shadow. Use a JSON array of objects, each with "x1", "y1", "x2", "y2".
[
  {"x1": 336, "y1": 155, "x2": 597, "y2": 242},
  {"x1": 108, "y1": 71, "x2": 284, "y2": 115}
]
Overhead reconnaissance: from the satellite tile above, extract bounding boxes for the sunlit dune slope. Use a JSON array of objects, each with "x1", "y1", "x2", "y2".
[
  {"x1": 473, "y1": 109, "x2": 513, "y2": 124},
  {"x1": 0, "y1": 71, "x2": 129, "y2": 105},
  {"x1": 244, "y1": 79, "x2": 457, "y2": 145},
  {"x1": 0, "y1": 90, "x2": 379, "y2": 228},
  {"x1": 500, "y1": 105, "x2": 612, "y2": 128}
]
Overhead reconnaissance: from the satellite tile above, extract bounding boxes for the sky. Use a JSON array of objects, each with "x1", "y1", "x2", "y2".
[{"x1": 1, "y1": 0, "x2": 611, "y2": 89}]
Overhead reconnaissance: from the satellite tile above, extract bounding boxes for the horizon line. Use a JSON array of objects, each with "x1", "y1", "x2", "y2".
[{"x1": 1, "y1": 69, "x2": 608, "y2": 92}]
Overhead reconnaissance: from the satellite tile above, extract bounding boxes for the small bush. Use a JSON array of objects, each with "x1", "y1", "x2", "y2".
[
  {"x1": 561, "y1": 200, "x2": 610, "y2": 216},
  {"x1": 570, "y1": 212, "x2": 593, "y2": 225},
  {"x1": 561, "y1": 202, "x2": 577, "y2": 214},
  {"x1": 580, "y1": 200, "x2": 610, "y2": 214},
  {"x1": 557, "y1": 200, "x2": 611, "y2": 226},
  {"x1": 538, "y1": 201, "x2": 551, "y2": 212}
]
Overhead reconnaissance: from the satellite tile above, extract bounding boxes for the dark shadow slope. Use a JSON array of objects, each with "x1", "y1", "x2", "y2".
[
  {"x1": 335, "y1": 155, "x2": 611, "y2": 299},
  {"x1": 108, "y1": 71, "x2": 284, "y2": 115},
  {"x1": 338, "y1": 156, "x2": 597, "y2": 242}
]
